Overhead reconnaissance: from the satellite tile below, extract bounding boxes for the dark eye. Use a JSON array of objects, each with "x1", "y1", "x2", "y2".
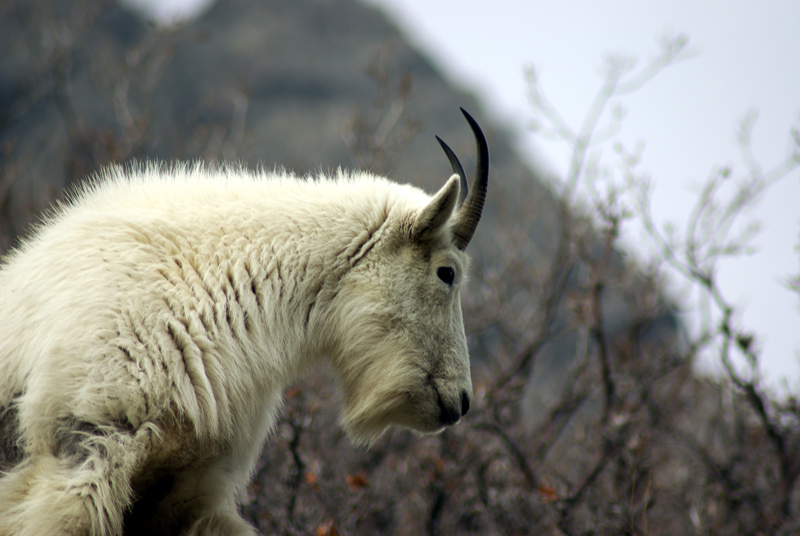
[{"x1": 437, "y1": 266, "x2": 455, "y2": 285}]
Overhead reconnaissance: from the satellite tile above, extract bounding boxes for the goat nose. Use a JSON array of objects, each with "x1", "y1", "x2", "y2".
[{"x1": 461, "y1": 391, "x2": 471, "y2": 416}]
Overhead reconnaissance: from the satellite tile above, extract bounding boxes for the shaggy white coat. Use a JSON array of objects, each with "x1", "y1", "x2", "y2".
[{"x1": 0, "y1": 163, "x2": 473, "y2": 535}]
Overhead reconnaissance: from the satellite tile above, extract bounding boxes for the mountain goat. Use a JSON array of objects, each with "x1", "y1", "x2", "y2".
[{"x1": 0, "y1": 109, "x2": 489, "y2": 535}]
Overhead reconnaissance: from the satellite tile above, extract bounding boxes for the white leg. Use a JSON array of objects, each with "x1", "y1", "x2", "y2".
[{"x1": 0, "y1": 424, "x2": 150, "y2": 536}]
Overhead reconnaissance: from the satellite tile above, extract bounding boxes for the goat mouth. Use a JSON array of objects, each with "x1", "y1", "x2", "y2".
[{"x1": 436, "y1": 392, "x2": 461, "y2": 427}]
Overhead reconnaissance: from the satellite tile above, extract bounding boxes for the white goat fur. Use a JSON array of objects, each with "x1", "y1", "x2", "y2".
[{"x1": 0, "y1": 163, "x2": 476, "y2": 535}]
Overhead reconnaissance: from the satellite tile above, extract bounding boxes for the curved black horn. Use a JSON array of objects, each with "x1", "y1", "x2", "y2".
[
  {"x1": 451, "y1": 108, "x2": 489, "y2": 250},
  {"x1": 435, "y1": 135, "x2": 469, "y2": 208}
]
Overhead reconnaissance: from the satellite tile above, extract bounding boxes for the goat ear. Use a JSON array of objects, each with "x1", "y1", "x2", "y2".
[{"x1": 411, "y1": 174, "x2": 460, "y2": 243}]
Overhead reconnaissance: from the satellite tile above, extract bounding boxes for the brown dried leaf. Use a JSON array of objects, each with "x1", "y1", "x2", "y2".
[
  {"x1": 346, "y1": 473, "x2": 369, "y2": 490},
  {"x1": 316, "y1": 520, "x2": 339, "y2": 536},
  {"x1": 305, "y1": 471, "x2": 319, "y2": 491},
  {"x1": 537, "y1": 483, "x2": 558, "y2": 503}
]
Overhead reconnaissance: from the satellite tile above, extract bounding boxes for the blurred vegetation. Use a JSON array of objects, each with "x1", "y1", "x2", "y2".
[{"x1": 1, "y1": 1, "x2": 799, "y2": 535}]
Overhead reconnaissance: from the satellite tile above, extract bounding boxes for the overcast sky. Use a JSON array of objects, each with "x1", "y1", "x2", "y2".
[{"x1": 124, "y1": 0, "x2": 800, "y2": 392}]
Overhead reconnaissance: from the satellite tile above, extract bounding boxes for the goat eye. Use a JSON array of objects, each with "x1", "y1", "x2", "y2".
[{"x1": 437, "y1": 267, "x2": 455, "y2": 285}]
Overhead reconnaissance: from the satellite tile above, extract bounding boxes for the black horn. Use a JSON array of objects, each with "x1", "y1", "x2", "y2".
[
  {"x1": 435, "y1": 135, "x2": 469, "y2": 208},
  {"x1": 436, "y1": 108, "x2": 489, "y2": 250}
]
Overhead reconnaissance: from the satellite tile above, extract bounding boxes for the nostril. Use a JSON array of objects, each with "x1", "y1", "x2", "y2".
[{"x1": 461, "y1": 391, "x2": 471, "y2": 416}]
